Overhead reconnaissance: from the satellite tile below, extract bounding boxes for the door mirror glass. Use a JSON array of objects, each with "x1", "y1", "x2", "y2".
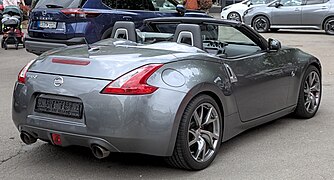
[
  {"x1": 268, "y1": 38, "x2": 281, "y2": 51},
  {"x1": 176, "y1": 4, "x2": 186, "y2": 15}
]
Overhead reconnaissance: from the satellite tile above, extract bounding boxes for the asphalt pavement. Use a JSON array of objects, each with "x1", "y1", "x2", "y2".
[{"x1": 0, "y1": 24, "x2": 334, "y2": 179}]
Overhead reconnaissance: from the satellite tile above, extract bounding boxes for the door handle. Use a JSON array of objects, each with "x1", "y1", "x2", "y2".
[
  {"x1": 294, "y1": 8, "x2": 300, "y2": 11},
  {"x1": 122, "y1": 16, "x2": 132, "y2": 20},
  {"x1": 321, "y1": 6, "x2": 328, "y2": 9}
]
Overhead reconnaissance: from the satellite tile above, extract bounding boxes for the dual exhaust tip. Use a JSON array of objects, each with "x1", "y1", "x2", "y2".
[{"x1": 20, "y1": 132, "x2": 110, "y2": 159}]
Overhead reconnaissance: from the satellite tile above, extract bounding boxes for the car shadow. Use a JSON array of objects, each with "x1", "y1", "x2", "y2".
[{"x1": 18, "y1": 116, "x2": 305, "y2": 178}]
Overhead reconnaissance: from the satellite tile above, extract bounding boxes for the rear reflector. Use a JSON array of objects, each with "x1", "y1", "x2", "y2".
[
  {"x1": 51, "y1": 134, "x2": 62, "y2": 145},
  {"x1": 52, "y1": 58, "x2": 90, "y2": 66}
]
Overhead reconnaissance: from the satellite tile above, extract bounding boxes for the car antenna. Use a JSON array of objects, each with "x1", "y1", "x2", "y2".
[{"x1": 84, "y1": 37, "x2": 92, "y2": 50}]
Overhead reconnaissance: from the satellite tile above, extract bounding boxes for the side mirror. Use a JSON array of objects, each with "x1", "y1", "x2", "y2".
[
  {"x1": 248, "y1": 2, "x2": 253, "y2": 7},
  {"x1": 176, "y1": 4, "x2": 186, "y2": 16},
  {"x1": 268, "y1": 38, "x2": 281, "y2": 51}
]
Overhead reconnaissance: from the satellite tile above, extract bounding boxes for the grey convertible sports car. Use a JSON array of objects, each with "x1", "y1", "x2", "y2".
[{"x1": 12, "y1": 17, "x2": 322, "y2": 170}]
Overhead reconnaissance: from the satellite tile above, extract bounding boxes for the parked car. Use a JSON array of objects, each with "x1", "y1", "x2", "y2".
[
  {"x1": 13, "y1": 17, "x2": 322, "y2": 170},
  {"x1": 243, "y1": 0, "x2": 334, "y2": 34},
  {"x1": 221, "y1": 0, "x2": 274, "y2": 21},
  {"x1": 25, "y1": 0, "x2": 210, "y2": 55}
]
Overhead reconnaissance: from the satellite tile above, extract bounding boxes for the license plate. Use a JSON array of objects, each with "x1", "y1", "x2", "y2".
[
  {"x1": 35, "y1": 97, "x2": 83, "y2": 119},
  {"x1": 38, "y1": 21, "x2": 57, "y2": 29}
]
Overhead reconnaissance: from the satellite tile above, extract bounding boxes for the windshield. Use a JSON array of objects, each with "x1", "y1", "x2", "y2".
[{"x1": 34, "y1": 0, "x2": 85, "y2": 8}]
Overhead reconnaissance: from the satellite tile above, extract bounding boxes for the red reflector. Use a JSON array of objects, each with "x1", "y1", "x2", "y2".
[
  {"x1": 51, "y1": 134, "x2": 62, "y2": 145},
  {"x1": 52, "y1": 58, "x2": 90, "y2": 66}
]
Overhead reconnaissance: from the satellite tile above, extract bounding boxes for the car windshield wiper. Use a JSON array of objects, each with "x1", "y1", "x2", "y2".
[{"x1": 46, "y1": 4, "x2": 64, "y2": 8}]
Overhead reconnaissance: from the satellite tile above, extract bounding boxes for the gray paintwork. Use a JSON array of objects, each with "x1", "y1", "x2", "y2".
[
  {"x1": 12, "y1": 18, "x2": 321, "y2": 157},
  {"x1": 244, "y1": 0, "x2": 334, "y2": 30}
]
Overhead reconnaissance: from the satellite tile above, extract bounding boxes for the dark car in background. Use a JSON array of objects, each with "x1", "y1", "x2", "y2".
[{"x1": 25, "y1": 0, "x2": 210, "y2": 55}]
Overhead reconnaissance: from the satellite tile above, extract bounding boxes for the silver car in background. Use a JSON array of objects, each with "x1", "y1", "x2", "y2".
[{"x1": 243, "y1": 0, "x2": 334, "y2": 34}]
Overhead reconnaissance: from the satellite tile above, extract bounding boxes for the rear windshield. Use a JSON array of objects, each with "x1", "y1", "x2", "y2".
[{"x1": 34, "y1": 0, "x2": 86, "y2": 9}]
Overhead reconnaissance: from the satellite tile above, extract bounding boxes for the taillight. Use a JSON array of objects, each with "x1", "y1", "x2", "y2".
[
  {"x1": 101, "y1": 64, "x2": 163, "y2": 95},
  {"x1": 18, "y1": 60, "x2": 35, "y2": 84},
  {"x1": 60, "y1": 8, "x2": 100, "y2": 18}
]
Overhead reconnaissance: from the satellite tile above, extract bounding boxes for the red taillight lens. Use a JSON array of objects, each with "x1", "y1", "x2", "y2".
[
  {"x1": 18, "y1": 60, "x2": 35, "y2": 84},
  {"x1": 101, "y1": 64, "x2": 163, "y2": 95},
  {"x1": 0, "y1": 5, "x2": 4, "y2": 11},
  {"x1": 61, "y1": 8, "x2": 100, "y2": 18}
]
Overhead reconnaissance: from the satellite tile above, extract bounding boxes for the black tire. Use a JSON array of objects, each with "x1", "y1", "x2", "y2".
[
  {"x1": 293, "y1": 66, "x2": 321, "y2": 118},
  {"x1": 252, "y1": 16, "x2": 270, "y2": 33},
  {"x1": 165, "y1": 95, "x2": 223, "y2": 170},
  {"x1": 270, "y1": 28, "x2": 279, "y2": 32},
  {"x1": 324, "y1": 17, "x2": 334, "y2": 35},
  {"x1": 227, "y1": 12, "x2": 241, "y2": 22}
]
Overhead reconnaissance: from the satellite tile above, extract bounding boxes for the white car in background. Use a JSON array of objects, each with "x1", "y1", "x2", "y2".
[{"x1": 221, "y1": 0, "x2": 273, "y2": 21}]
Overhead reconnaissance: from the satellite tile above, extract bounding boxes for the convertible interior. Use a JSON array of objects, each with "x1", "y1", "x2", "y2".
[{"x1": 108, "y1": 21, "x2": 262, "y2": 59}]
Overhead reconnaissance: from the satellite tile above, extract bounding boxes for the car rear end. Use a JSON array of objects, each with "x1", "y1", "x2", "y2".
[
  {"x1": 25, "y1": 0, "x2": 102, "y2": 55},
  {"x1": 12, "y1": 45, "x2": 188, "y2": 157}
]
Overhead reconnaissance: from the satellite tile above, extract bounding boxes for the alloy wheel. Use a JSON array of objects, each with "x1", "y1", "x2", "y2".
[
  {"x1": 303, "y1": 71, "x2": 321, "y2": 114},
  {"x1": 227, "y1": 12, "x2": 241, "y2": 22},
  {"x1": 188, "y1": 103, "x2": 220, "y2": 162},
  {"x1": 325, "y1": 19, "x2": 334, "y2": 34},
  {"x1": 254, "y1": 16, "x2": 269, "y2": 32}
]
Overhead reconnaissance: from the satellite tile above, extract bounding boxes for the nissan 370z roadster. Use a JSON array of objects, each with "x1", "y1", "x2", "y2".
[{"x1": 12, "y1": 17, "x2": 322, "y2": 170}]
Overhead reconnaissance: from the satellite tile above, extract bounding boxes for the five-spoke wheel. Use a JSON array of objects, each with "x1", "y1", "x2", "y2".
[
  {"x1": 324, "y1": 17, "x2": 334, "y2": 35},
  {"x1": 166, "y1": 95, "x2": 222, "y2": 170},
  {"x1": 253, "y1": 16, "x2": 270, "y2": 33}
]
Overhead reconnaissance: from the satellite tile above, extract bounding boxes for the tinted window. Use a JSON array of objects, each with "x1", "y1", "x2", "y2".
[
  {"x1": 35, "y1": 0, "x2": 86, "y2": 8},
  {"x1": 306, "y1": 0, "x2": 324, "y2": 4},
  {"x1": 102, "y1": 0, "x2": 155, "y2": 10}
]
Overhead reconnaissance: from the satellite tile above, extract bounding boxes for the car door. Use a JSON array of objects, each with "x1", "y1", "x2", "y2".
[
  {"x1": 301, "y1": 0, "x2": 330, "y2": 27},
  {"x1": 212, "y1": 25, "x2": 294, "y2": 122},
  {"x1": 271, "y1": 0, "x2": 303, "y2": 25}
]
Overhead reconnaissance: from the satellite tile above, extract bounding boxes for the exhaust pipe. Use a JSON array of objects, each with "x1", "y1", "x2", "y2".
[
  {"x1": 20, "y1": 132, "x2": 37, "y2": 145},
  {"x1": 91, "y1": 145, "x2": 110, "y2": 159}
]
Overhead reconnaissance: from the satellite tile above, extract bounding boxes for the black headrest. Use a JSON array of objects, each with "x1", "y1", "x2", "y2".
[
  {"x1": 111, "y1": 21, "x2": 137, "y2": 42},
  {"x1": 173, "y1": 24, "x2": 203, "y2": 50}
]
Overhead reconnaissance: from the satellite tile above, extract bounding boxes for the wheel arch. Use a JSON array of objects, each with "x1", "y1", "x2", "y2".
[
  {"x1": 100, "y1": 26, "x2": 114, "y2": 40},
  {"x1": 322, "y1": 15, "x2": 334, "y2": 30},
  {"x1": 165, "y1": 83, "x2": 231, "y2": 156},
  {"x1": 227, "y1": 11, "x2": 241, "y2": 18}
]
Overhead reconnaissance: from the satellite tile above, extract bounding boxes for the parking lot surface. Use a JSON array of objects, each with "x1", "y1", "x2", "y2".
[{"x1": 0, "y1": 28, "x2": 334, "y2": 179}]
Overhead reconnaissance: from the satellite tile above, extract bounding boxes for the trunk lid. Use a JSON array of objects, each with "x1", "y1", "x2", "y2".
[{"x1": 28, "y1": 43, "x2": 180, "y2": 80}]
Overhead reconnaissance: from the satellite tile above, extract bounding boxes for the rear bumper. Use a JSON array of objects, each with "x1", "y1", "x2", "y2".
[
  {"x1": 12, "y1": 79, "x2": 186, "y2": 156},
  {"x1": 25, "y1": 34, "x2": 85, "y2": 55}
]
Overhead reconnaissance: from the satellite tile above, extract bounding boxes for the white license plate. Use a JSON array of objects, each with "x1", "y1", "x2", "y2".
[{"x1": 39, "y1": 21, "x2": 57, "y2": 29}]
